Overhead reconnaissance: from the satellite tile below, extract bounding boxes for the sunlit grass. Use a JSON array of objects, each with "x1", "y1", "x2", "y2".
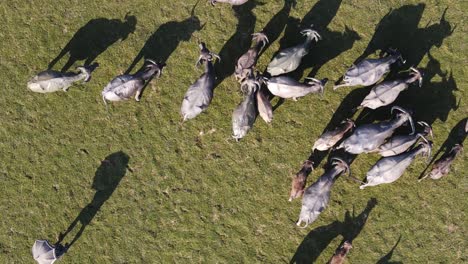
[{"x1": 0, "y1": 0, "x2": 466, "y2": 263}]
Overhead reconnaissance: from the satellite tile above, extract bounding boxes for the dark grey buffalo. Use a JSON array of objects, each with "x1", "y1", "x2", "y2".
[
  {"x1": 337, "y1": 106, "x2": 415, "y2": 154},
  {"x1": 102, "y1": 60, "x2": 164, "y2": 104},
  {"x1": 296, "y1": 158, "x2": 350, "y2": 228},
  {"x1": 360, "y1": 140, "x2": 432, "y2": 189},
  {"x1": 360, "y1": 67, "x2": 423, "y2": 109},
  {"x1": 256, "y1": 86, "x2": 273, "y2": 123},
  {"x1": 235, "y1": 32, "x2": 269, "y2": 81},
  {"x1": 181, "y1": 43, "x2": 220, "y2": 121},
  {"x1": 232, "y1": 73, "x2": 259, "y2": 140},
  {"x1": 376, "y1": 121, "x2": 432, "y2": 157},
  {"x1": 334, "y1": 49, "x2": 404, "y2": 90}
]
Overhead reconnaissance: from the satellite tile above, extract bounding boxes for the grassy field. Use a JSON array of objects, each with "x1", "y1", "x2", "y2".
[{"x1": 1, "y1": 0, "x2": 467, "y2": 263}]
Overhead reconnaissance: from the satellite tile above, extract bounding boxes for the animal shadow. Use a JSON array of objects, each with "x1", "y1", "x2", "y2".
[
  {"x1": 307, "y1": 149, "x2": 330, "y2": 170},
  {"x1": 290, "y1": 198, "x2": 377, "y2": 264},
  {"x1": 340, "y1": 5, "x2": 455, "y2": 127},
  {"x1": 341, "y1": 198, "x2": 377, "y2": 244},
  {"x1": 355, "y1": 4, "x2": 454, "y2": 67},
  {"x1": 322, "y1": 86, "x2": 370, "y2": 132},
  {"x1": 335, "y1": 50, "x2": 458, "y2": 136},
  {"x1": 214, "y1": 0, "x2": 258, "y2": 87},
  {"x1": 377, "y1": 235, "x2": 403, "y2": 264},
  {"x1": 289, "y1": 220, "x2": 342, "y2": 264},
  {"x1": 125, "y1": 3, "x2": 202, "y2": 74},
  {"x1": 56, "y1": 151, "x2": 129, "y2": 249},
  {"x1": 267, "y1": 0, "x2": 358, "y2": 114},
  {"x1": 49, "y1": 15, "x2": 137, "y2": 72},
  {"x1": 393, "y1": 51, "x2": 459, "y2": 126},
  {"x1": 260, "y1": 0, "x2": 296, "y2": 54}
]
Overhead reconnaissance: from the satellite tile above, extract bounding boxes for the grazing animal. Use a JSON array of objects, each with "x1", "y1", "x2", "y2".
[
  {"x1": 181, "y1": 43, "x2": 220, "y2": 121},
  {"x1": 376, "y1": 121, "x2": 432, "y2": 157},
  {"x1": 360, "y1": 67, "x2": 423, "y2": 109},
  {"x1": 102, "y1": 60, "x2": 164, "y2": 103},
  {"x1": 420, "y1": 144, "x2": 463, "y2": 181},
  {"x1": 235, "y1": 32, "x2": 269, "y2": 81},
  {"x1": 360, "y1": 140, "x2": 432, "y2": 189},
  {"x1": 267, "y1": 28, "x2": 321, "y2": 76},
  {"x1": 289, "y1": 160, "x2": 314, "y2": 201},
  {"x1": 334, "y1": 49, "x2": 404, "y2": 90},
  {"x1": 263, "y1": 76, "x2": 327, "y2": 101},
  {"x1": 337, "y1": 106, "x2": 415, "y2": 154},
  {"x1": 28, "y1": 65, "x2": 95, "y2": 93},
  {"x1": 328, "y1": 241, "x2": 353, "y2": 264},
  {"x1": 312, "y1": 119, "x2": 355, "y2": 151},
  {"x1": 210, "y1": 0, "x2": 249, "y2": 5},
  {"x1": 297, "y1": 158, "x2": 350, "y2": 228},
  {"x1": 256, "y1": 86, "x2": 273, "y2": 123},
  {"x1": 232, "y1": 74, "x2": 259, "y2": 140}
]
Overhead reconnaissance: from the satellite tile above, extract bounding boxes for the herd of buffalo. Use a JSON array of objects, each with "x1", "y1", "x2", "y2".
[{"x1": 28, "y1": 0, "x2": 465, "y2": 263}]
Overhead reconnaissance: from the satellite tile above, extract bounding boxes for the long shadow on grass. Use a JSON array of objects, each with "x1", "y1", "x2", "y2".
[
  {"x1": 125, "y1": 4, "x2": 202, "y2": 74},
  {"x1": 377, "y1": 235, "x2": 403, "y2": 264},
  {"x1": 273, "y1": 0, "x2": 360, "y2": 80},
  {"x1": 290, "y1": 198, "x2": 377, "y2": 264},
  {"x1": 268, "y1": 0, "x2": 358, "y2": 114},
  {"x1": 391, "y1": 51, "x2": 459, "y2": 126},
  {"x1": 315, "y1": 7, "x2": 456, "y2": 170},
  {"x1": 56, "y1": 151, "x2": 129, "y2": 249},
  {"x1": 259, "y1": 0, "x2": 296, "y2": 55},
  {"x1": 349, "y1": 50, "x2": 459, "y2": 131},
  {"x1": 214, "y1": 0, "x2": 258, "y2": 87},
  {"x1": 355, "y1": 5, "x2": 454, "y2": 68},
  {"x1": 341, "y1": 198, "x2": 377, "y2": 244},
  {"x1": 49, "y1": 15, "x2": 137, "y2": 72}
]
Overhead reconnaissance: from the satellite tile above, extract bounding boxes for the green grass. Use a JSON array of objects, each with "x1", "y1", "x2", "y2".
[{"x1": 1, "y1": 0, "x2": 467, "y2": 263}]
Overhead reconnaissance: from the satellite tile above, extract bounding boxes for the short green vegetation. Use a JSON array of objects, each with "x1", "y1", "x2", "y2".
[{"x1": 0, "y1": 0, "x2": 466, "y2": 263}]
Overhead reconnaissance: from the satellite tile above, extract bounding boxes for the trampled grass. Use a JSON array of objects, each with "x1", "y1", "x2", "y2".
[{"x1": 0, "y1": 0, "x2": 466, "y2": 263}]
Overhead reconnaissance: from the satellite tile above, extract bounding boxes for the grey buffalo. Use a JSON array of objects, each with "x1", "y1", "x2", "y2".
[
  {"x1": 334, "y1": 49, "x2": 404, "y2": 90},
  {"x1": 337, "y1": 106, "x2": 415, "y2": 154},
  {"x1": 102, "y1": 60, "x2": 164, "y2": 104},
  {"x1": 360, "y1": 140, "x2": 432, "y2": 189},
  {"x1": 360, "y1": 67, "x2": 423, "y2": 109},
  {"x1": 312, "y1": 119, "x2": 355, "y2": 151},
  {"x1": 28, "y1": 65, "x2": 95, "y2": 93},
  {"x1": 376, "y1": 121, "x2": 432, "y2": 157},
  {"x1": 263, "y1": 76, "x2": 327, "y2": 101},
  {"x1": 267, "y1": 28, "x2": 321, "y2": 76},
  {"x1": 181, "y1": 43, "x2": 220, "y2": 121},
  {"x1": 296, "y1": 158, "x2": 350, "y2": 228},
  {"x1": 232, "y1": 73, "x2": 259, "y2": 140},
  {"x1": 235, "y1": 32, "x2": 269, "y2": 81},
  {"x1": 256, "y1": 86, "x2": 273, "y2": 123}
]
